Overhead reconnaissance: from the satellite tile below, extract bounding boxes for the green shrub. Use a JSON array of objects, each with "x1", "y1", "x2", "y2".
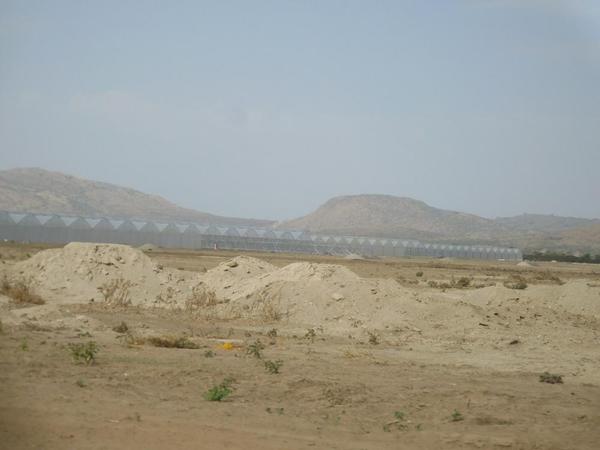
[
  {"x1": 451, "y1": 410, "x2": 464, "y2": 422},
  {"x1": 68, "y1": 341, "x2": 99, "y2": 365},
  {"x1": 204, "y1": 379, "x2": 233, "y2": 401}
]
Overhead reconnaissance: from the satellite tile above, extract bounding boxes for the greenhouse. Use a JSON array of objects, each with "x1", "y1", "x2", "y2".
[{"x1": 0, "y1": 210, "x2": 522, "y2": 261}]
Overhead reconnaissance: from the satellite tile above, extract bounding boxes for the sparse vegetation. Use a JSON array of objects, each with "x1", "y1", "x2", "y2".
[
  {"x1": 533, "y1": 272, "x2": 565, "y2": 285},
  {"x1": 427, "y1": 280, "x2": 452, "y2": 289},
  {"x1": 539, "y1": 372, "x2": 563, "y2": 384},
  {"x1": 147, "y1": 335, "x2": 199, "y2": 349},
  {"x1": 451, "y1": 409, "x2": 464, "y2": 422},
  {"x1": 525, "y1": 251, "x2": 600, "y2": 264},
  {"x1": 427, "y1": 277, "x2": 474, "y2": 289},
  {"x1": 264, "y1": 359, "x2": 283, "y2": 374},
  {"x1": 260, "y1": 297, "x2": 282, "y2": 322},
  {"x1": 98, "y1": 278, "x2": 132, "y2": 306},
  {"x1": 416, "y1": 271, "x2": 424, "y2": 277},
  {"x1": 112, "y1": 321, "x2": 129, "y2": 333},
  {"x1": 246, "y1": 339, "x2": 265, "y2": 358},
  {"x1": 204, "y1": 379, "x2": 233, "y2": 401},
  {"x1": 1, "y1": 277, "x2": 45, "y2": 305},
  {"x1": 185, "y1": 283, "x2": 217, "y2": 310},
  {"x1": 68, "y1": 341, "x2": 98, "y2": 365},
  {"x1": 394, "y1": 411, "x2": 405, "y2": 420},
  {"x1": 383, "y1": 411, "x2": 407, "y2": 432}
]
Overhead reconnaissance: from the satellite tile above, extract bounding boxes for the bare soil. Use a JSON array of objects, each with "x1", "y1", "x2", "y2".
[{"x1": 1, "y1": 243, "x2": 599, "y2": 450}]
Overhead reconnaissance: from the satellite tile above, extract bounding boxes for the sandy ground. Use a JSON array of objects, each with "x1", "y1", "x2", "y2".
[{"x1": 1, "y1": 242, "x2": 599, "y2": 450}]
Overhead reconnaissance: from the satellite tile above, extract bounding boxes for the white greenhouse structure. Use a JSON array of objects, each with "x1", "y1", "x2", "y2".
[{"x1": 0, "y1": 210, "x2": 522, "y2": 261}]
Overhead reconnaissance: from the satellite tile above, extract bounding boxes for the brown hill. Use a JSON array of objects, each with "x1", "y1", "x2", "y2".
[
  {"x1": 279, "y1": 194, "x2": 600, "y2": 253},
  {"x1": 279, "y1": 195, "x2": 502, "y2": 241},
  {"x1": 495, "y1": 213, "x2": 600, "y2": 234},
  {"x1": 0, "y1": 168, "x2": 274, "y2": 226}
]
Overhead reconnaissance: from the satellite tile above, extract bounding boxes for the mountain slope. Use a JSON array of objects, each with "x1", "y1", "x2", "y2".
[
  {"x1": 280, "y1": 195, "x2": 503, "y2": 241},
  {"x1": 495, "y1": 214, "x2": 600, "y2": 234},
  {"x1": 279, "y1": 194, "x2": 600, "y2": 253},
  {"x1": 0, "y1": 168, "x2": 273, "y2": 226}
]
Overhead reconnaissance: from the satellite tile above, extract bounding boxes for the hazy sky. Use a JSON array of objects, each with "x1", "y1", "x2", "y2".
[{"x1": 1, "y1": 1, "x2": 599, "y2": 220}]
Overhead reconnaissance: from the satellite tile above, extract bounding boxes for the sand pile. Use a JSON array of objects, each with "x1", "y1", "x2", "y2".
[
  {"x1": 9, "y1": 243, "x2": 201, "y2": 307},
  {"x1": 198, "y1": 256, "x2": 277, "y2": 300},
  {"x1": 459, "y1": 280, "x2": 600, "y2": 319},
  {"x1": 8, "y1": 246, "x2": 599, "y2": 338},
  {"x1": 517, "y1": 261, "x2": 534, "y2": 268},
  {"x1": 196, "y1": 260, "x2": 419, "y2": 335}
]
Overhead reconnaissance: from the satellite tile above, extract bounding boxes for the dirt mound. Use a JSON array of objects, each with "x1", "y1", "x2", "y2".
[
  {"x1": 8, "y1": 247, "x2": 599, "y2": 340},
  {"x1": 268, "y1": 262, "x2": 360, "y2": 282},
  {"x1": 517, "y1": 261, "x2": 534, "y2": 267},
  {"x1": 196, "y1": 258, "x2": 416, "y2": 335},
  {"x1": 9, "y1": 243, "x2": 200, "y2": 307}
]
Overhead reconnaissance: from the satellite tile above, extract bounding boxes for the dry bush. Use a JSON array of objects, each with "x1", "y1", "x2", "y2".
[
  {"x1": 427, "y1": 280, "x2": 452, "y2": 289},
  {"x1": 1, "y1": 277, "x2": 45, "y2": 305},
  {"x1": 117, "y1": 333, "x2": 146, "y2": 347},
  {"x1": 367, "y1": 331, "x2": 380, "y2": 345},
  {"x1": 98, "y1": 278, "x2": 133, "y2": 306},
  {"x1": 261, "y1": 300, "x2": 282, "y2": 322},
  {"x1": 453, "y1": 277, "x2": 472, "y2": 288},
  {"x1": 428, "y1": 277, "x2": 473, "y2": 290},
  {"x1": 185, "y1": 283, "x2": 217, "y2": 311},
  {"x1": 112, "y1": 321, "x2": 129, "y2": 333},
  {"x1": 504, "y1": 275, "x2": 528, "y2": 290},
  {"x1": 254, "y1": 289, "x2": 282, "y2": 322},
  {"x1": 147, "y1": 335, "x2": 199, "y2": 349},
  {"x1": 533, "y1": 272, "x2": 565, "y2": 285},
  {"x1": 539, "y1": 372, "x2": 563, "y2": 384}
]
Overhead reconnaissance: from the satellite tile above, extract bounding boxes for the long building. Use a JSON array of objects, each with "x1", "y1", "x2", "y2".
[{"x1": 0, "y1": 210, "x2": 522, "y2": 260}]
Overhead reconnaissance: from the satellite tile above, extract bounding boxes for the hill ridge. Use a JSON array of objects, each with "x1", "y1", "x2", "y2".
[{"x1": 0, "y1": 167, "x2": 274, "y2": 227}]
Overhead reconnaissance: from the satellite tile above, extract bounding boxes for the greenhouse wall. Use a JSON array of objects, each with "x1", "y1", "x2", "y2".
[{"x1": 0, "y1": 210, "x2": 522, "y2": 261}]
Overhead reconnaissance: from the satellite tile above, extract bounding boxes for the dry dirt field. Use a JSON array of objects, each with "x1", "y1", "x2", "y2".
[{"x1": 1, "y1": 242, "x2": 599, "y2": 450}]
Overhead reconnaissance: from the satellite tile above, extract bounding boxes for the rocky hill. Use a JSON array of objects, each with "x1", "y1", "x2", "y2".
[
  {"x1": 279, "y1": 194, "x2": 600, "y2": 254},
  {"x1": 280, "y1": 195, "x2": 501, "y2": 241},
  {"x1": 2, "y1": 169, "x2": 598, "y2": 253},
  {"x1": 0, "y1": 168, "x2": 274, "y2": 227}
]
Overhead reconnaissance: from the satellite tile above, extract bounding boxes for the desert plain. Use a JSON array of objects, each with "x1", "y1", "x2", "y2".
[{"x1": 1, "y1": 242, "x2": 599, "y2": 450}]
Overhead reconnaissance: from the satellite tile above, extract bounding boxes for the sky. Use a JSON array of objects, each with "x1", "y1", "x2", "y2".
[{"x1": 1, "y1": 0, "x2": 600, "y2": 221}]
